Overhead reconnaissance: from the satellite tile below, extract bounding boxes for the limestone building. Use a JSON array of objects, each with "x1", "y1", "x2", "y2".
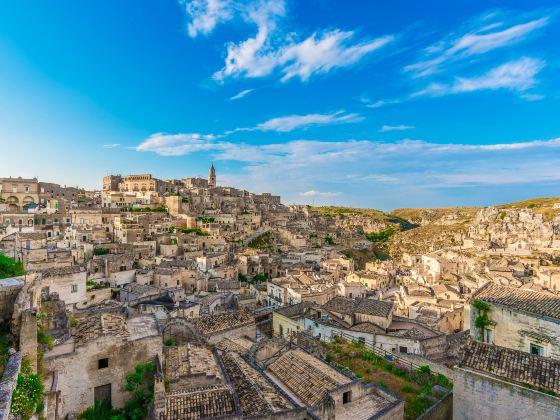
[{"x1": 0, "y1": 177, "x2": 40, "y2": 211}]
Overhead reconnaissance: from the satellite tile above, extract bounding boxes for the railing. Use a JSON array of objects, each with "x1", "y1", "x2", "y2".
[{"x1": 330, "y1": 331, "x2": 424, "y2": 371}]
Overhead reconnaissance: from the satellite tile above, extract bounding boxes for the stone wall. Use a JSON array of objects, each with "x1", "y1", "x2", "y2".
[
  {"x1": 19, "y1": 310, "x2": 37, "y2": 372},
  {"x1": 0, "y1": 351, "x2": 22, "y2": 419},
  {"x1": 418, "y1": 392, "x2": 452, "y2": 420},
  {"x1": 0, "y1": 279, "x2": 23, "y2": 322},
  {"x1": 453, "y1": 367, "x2": 560, "y2": 420}
]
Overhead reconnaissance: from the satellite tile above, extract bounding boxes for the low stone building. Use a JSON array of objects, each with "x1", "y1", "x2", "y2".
[
  {"x1": 454, "y1": 339, "x2": 560, "y2": 420},
  {"x1": 469, "y1": 283, "x2": 560, "y2": 359},
  {"x1": 43, "y1": 312, "x2": 162, "y2": 418}
]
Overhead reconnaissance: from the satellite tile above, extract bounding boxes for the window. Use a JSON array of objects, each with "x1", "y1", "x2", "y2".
[
  {"x1": 530, "y1": 343, "x2": 544, "y2": 356},
  {"x1": 98, "y1": 358, "x2": 109, "y2": 369},
  {"x1": 399, "y1": 346, "x2": 408, "y2": 353},
  {"x1": 71, "y1": 284, "x2": 78, "y2": 293},
  {"x1": 343, "y1": 391, "x2": 352, "y2": 404},
  {"x1": 484, "y1": 329, "x2": 493, "y2": 344}
]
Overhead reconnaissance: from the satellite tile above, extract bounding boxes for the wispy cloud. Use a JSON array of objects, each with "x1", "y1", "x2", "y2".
[
  {"x1": 254, "y1": 111, "x2": 363, "y2": 132},
  {"x1": 103, "y1": 143, "x2": 121, "y2": 149},
  {"x1": 380, "y1": 125, "x2": 414, "y2": 132},
  {"x1": 405, "y1": 12, "x2": 551, "y2": 78},
  {"x1": 182, "y1": 0, "x2": 234, "y2": 37},
  {"x1": 135, "y1": 131, "x2": 560, "y2": 206},
  {"x1": 413, "y1": 57, "x2": 545, "y2": 97},
  {"x1": 299, "y1": 190, "x2": 340, "y2": 197},
  {"x1": 184, "y1": 0, "x2": 394, "y2": 82},
  {"x1": 135, "y1": 132, "x2": 222, "y2": 156},
  {"x1": 229, "y1": 89, "x2": 253, "y2": 100}
]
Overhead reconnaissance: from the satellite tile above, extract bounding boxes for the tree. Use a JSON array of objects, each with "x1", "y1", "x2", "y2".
[
  {"x1": 0, "y1": 253, "x2": 24, "y2": 279},
  {"x1": 252, "y1": 273, "x2": 268, "y2": 283}
]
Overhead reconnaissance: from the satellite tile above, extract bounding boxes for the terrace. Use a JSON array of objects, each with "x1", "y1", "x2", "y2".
[{"x1": 321, "y1": 334, "x2": 452, "y2": 419}]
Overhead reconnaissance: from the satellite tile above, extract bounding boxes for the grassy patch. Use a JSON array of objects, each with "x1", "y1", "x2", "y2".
[{"x1": 322, "y1": 339, "x2": 451, "y2": 420}]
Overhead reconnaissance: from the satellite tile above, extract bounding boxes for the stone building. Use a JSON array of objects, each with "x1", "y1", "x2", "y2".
[
  {"x1": 469, "y1": 283, "x2": 560, "y2": 359},
  {"x1": 0, "y1": 177, "x2": 39, "y2": 211},
  {"x1": 35, "y1": 265, "x2": 88, "y2": 308},
  {"x1": 454, "y1": 339, "x2": 560, "y2": 420},
  {"x1": 43, "y1": 312, "x2": 162, "y2": 418}
]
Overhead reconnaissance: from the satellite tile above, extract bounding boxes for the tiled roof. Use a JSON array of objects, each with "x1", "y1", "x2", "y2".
[
  {"x1": 74, "y1": 313, "x2": 129, "y2": 346},
  {"x1": 37, "y1": 265, "x2": 85, "y2": 278},
  {"x1": 322, "y1": 296, "x2": 393, "y2": 318},
  {"x1": 355, "y1": 299, "x2": 394, "y2": 318},
  {"x1": 473, "y1": 283, "x2": 560, "y2": 320},
  {"x1": 267, "y1": 349, "x2": 351, "y2": 406},
  {"x1": 164, "y1": 344, "x2": 222, "y2": 383},
  {"x1": 460, "y1": 340, "x2": 560, "y2": 393},
  {"x1": 161, "y1": 385, "x2": 236, "y2": 420},
  {"x1": 222, "y1": 352, "x2": 292, "y2": 415},
  {"x1": 192, "y1": 310, "x2": 254, "y2": 336}
]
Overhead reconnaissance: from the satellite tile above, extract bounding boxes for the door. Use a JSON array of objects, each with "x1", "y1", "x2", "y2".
[{"x1": 94, "y1": 384, "x2": 111, "y2": 404}]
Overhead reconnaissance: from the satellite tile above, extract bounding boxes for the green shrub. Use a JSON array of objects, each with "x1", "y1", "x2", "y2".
[
  {"x1": 436, "y1": 373, "x2": 451, "y2": 388},
  {"x1": 164, "y1": 339, "x2": 173, "y2": 347},
  {"x1": 417, "y1": 365, "x2": 431, "y2": 374},
  {"x1": 324, "y1": 354, "x2": 333, "y2": 363},
  {"x1": 37, "y1": 331, "x2": 54, "y2": 350},
  {"x1": 0, "y1": 253, "x2": 24, "y2": 279},
  {"x1": 11, "y1": 357, "x2": 44, "y2": 418},
  {"x1": 78, "y1": 400, "x2": 119, "y2": 420},
  {"x1": 402, "y1": 385, "x2": 416, "y2": 394}
]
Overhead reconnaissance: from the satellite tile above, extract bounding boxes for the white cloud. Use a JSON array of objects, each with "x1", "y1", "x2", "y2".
[
  {"x1": 380, "y1": 125, "x2": 414, "y2": 132},
  {"x1": 299, "y1": 190, "x2": 340, "y2": 197},
  {"x1": 278, "y1": 31, "x2": 394, "y2": 82},
  {"x1": 103, "y1": 143, "x2": 121, "y2": 149},
  {"x1": 413, "y1": 57, "x2": 545, "y2": 97},
  {"x1": 405, "y1": 13, "x2": 550, "y2": 78},
  {"x1": 255, "y1": 111, "x2": 363, "y2": 132},
  {"x1": 229, "y1": 89, "x2": 253, "y2": 100},
  {"x1": 183, "y1": 0, "x2": 234, "y2": 37},
  {"x1": 188, "y1": 0, "x2": 395, "y2": 82},
  {"x1": 135, "y1": 131, "x2": 560, "y2": 206},
  {"x1": 135, "y1": 132, "x2": 223, "y2": 156}
]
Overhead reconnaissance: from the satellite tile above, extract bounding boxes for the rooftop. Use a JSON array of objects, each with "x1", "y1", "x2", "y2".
[
  {"x1": 162, "y1": 385, "x2": 236, "y2": 420},
  {"x1": 164, "y1": 344, "x2": 222, "y2": 383},
  {"x1": 473, "y1": 283, "x2": 560, "y2": 320},
  {"x1": 37, "y1": 265, "x2": 85, "y2": 278},
  {"x1": 221, "y1": 351, "x2": 293, "y2": 415},
  {"x1": 459, "y1": 340, "x2": 560, "y2": 394},
  {"x1": 192, "y1": 310, "x2": 254, "y2": 336},
  {"x1": 267, "y1": 349, "x2": 351, "y2": 406},
  {"x1": 322, "y1": 296, "x2": 393, "y2": 318}
]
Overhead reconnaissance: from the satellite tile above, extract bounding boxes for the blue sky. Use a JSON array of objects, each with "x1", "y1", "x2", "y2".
[{"x1": 0, "y1": 0, "x2": 559, "y2": 210}]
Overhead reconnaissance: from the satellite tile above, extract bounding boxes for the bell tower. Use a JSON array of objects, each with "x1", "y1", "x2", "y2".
[{"x1": 208, "y1": 162, "x2": 216, "y2": 188}]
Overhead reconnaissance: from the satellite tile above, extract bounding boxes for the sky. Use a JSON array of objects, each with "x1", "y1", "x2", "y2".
[{"x1": 0, "y1": 0, "x2": 559, "y2": 210}]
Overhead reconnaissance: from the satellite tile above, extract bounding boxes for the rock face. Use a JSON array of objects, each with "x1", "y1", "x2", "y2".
[{"x1": 468, "y1": 207, "x2": 560, "y2": 250}]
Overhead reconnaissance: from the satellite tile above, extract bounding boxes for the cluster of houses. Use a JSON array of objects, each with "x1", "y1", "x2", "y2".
[{"x1": 1, "y1": 169, "x2": 560, "y2": 419}]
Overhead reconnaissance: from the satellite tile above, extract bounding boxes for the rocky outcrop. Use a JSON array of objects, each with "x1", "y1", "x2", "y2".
[{"x1": 467, "y1": 207, "x2": 560, "y2": 250}]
